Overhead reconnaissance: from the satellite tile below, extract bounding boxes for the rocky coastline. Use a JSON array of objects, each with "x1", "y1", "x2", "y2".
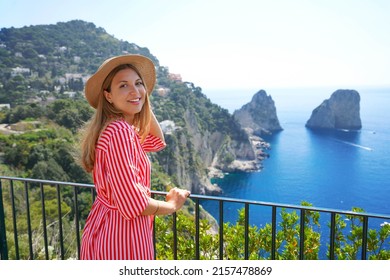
[{"x1": 208, "y1": 129, "x2": 271, "y2": 182}]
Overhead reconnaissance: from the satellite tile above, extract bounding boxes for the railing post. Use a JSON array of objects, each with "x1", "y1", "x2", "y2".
[
  {"x1": 40, "y1": 183, "x2": 49, "y2": 260},
  {"x1": 244, "y1": 203, "x2": 249, "y2": 260},
  {"x1": 152, "y1": 193, "x2": 157, "y2": 260},
  {"x1": 195, "y1": 197, "x2": 200, "y2": 260},
  {"x1": 73, "y1": 186, "x2": 81, "y2": 259},
  {"x1": 0, "y1": 180, "x2": 8, "y2": 260},
  {"x1": 173, "y1": 212, "x2": 177, "y2": 260},
  {"x1": 361, "y1": 216, "x2": 369, "y2": 260},
  {"x1": 329, "y1": 213, "x2": 336, "y2": 260},
  {"x1": 219, "y1": 200, "x2": 224, "y2": 260},
  {"x1": 299, "y1": 209, "x2": 305, "y2": 260},
  {"x1": 56, "y1": 184, "x2": 65, "y2": 260},
  {"x1": 271, "y1": 206, "x2": 277, "y2": 260},
  {"x1": 24, "y1": 181, "x2": 33, "y2": 259},
  {"x1": 10, "y1": 180, "x2": 19, "y2": 259}
]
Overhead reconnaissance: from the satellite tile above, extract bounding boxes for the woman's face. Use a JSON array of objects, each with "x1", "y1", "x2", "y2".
[{"x1": 104, "y1": 68, "x2": 146, "y2": 124}]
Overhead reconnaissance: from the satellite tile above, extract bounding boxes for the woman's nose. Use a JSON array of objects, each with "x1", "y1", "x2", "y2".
[{"x1": 127, "y1": 84, "x2": 138, "y2": 94}]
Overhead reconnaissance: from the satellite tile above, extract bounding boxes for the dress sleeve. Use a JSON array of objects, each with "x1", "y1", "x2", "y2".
[
  {"x1": 105, "y1": 128, "x2": 149, "y2": 220},
  {"x1": 141, "y1": 134, "x2": 166, "y2": 152}
]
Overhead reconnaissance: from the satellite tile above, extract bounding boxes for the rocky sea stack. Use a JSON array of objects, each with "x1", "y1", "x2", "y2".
[
  {"x1": 233, "y1": 90, "x2": 283, "y2": 136},
  {"x1": 306, "y1": 89, "x2": 362, "y2": 130}
]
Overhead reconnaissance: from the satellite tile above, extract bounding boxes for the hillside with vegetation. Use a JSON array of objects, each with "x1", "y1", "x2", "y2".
[{"x1": 0, "y1": 20, "x2": 260, "y2": 194}]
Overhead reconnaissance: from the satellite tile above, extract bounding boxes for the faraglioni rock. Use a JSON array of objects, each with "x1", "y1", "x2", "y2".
[
  {"x1": 306, "y1": 89, "x2": 362, "y2": 130},
  {"x1": 233, "y1": 90, "x2": 283, "y2": 136}
]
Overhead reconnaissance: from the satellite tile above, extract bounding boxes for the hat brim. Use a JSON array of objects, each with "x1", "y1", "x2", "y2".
[{"x1": 84, "y1": 54, "x2": 156, "y2": 108}]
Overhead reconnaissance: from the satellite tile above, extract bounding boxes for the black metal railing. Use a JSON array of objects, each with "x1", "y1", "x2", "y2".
[{"x1": 1, "y1": 176, "x2": 389, "y2": 260}]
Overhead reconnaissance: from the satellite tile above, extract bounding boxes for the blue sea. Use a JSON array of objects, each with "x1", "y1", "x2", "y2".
[{"x1": 201, "y1": 86, "x2": 390, "y2": 225}]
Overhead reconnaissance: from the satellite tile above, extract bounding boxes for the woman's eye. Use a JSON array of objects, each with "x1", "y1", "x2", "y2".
[
  {"x1": 119, "y1": 84, "x2": 128, "y2": 88},
  {"x1": 136, "y1": 81, "x2": 144, "y2": 86}
]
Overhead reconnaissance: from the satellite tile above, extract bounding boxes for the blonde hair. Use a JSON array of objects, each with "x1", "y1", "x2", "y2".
[{"x1": 80, "y1": 64, "x2": 151, "y2": 173}]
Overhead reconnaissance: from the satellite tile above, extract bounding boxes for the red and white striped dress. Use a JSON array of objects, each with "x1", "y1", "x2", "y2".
[{"x1": 80, "y1": 119, "x2": 166, "y2": 260}]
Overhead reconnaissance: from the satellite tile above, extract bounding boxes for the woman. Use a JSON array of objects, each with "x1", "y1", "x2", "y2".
[{"x1": 79, "y1": 54, "x2": 190, "y2": 260}]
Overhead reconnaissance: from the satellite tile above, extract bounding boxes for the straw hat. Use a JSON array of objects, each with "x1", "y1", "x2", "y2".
[{"x1": 84, "y1": 54, "x2": 156, "y2": 108}]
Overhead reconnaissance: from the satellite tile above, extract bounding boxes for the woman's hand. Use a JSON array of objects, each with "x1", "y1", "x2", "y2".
[{"x1": 165, "y1": 187, "x2": 191, "y2": 212}]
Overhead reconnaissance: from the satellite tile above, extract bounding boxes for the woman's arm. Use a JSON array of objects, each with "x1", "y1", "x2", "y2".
[
  {"x1": 142, "y1": 187, "x2": 190, "y2": 216},
  {"x1": 149, "y1": 110, "x2": 165, "y2": 144}
]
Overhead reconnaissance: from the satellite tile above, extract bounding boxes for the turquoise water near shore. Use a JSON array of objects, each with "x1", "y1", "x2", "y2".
[{"x1": 201, "y1": 87, "x2": 390, "y2": 224}]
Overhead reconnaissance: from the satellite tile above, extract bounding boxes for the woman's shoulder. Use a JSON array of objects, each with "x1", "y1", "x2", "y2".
[
  {"x1": 106, "y1": 119, "x2": 131, "y2": 132},
  {"x1": 98, "y1": 119, "x2": 135, "y2": 144}
]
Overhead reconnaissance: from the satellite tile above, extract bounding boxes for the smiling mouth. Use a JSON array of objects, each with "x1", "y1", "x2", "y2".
[{"x1": 128, "y1": 98, "x2": 141, "y2": 103}]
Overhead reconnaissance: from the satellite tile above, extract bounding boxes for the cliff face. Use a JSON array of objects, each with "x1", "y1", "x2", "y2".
[
  {"x1": 233, "y1": 90, "x2": 283, "y2": 136},
  {"x1": 153, "y1": 84, "x2": 260, "y2": 195},
  {"x1": 306, "y1": 89, "x2": 362, "y2": 130}
]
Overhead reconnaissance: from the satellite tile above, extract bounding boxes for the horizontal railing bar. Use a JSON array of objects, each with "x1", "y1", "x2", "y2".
[
  {"x1": 153, "y1": 191, "x2": 390, "y2": 219},
  {"x1": 2, "y1": 176, "x2": 390, "y2": 220},
  {"x1": 0, "y1": 176, "x2": 95, "y2": 188}
]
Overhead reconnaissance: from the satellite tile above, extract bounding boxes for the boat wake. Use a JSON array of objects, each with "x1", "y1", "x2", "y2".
[{"x1": 334, "y1": 139, "x2": 373, "y2": 151}]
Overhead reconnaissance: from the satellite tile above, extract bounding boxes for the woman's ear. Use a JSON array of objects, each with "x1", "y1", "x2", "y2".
[{"x1": 104, "y1": 90, "x2": 112, "y2": 104}]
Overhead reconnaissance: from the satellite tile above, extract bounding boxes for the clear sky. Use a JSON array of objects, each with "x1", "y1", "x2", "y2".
[{"x1": 1, "y1": 0, "x2": 389, "y2": 92}]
